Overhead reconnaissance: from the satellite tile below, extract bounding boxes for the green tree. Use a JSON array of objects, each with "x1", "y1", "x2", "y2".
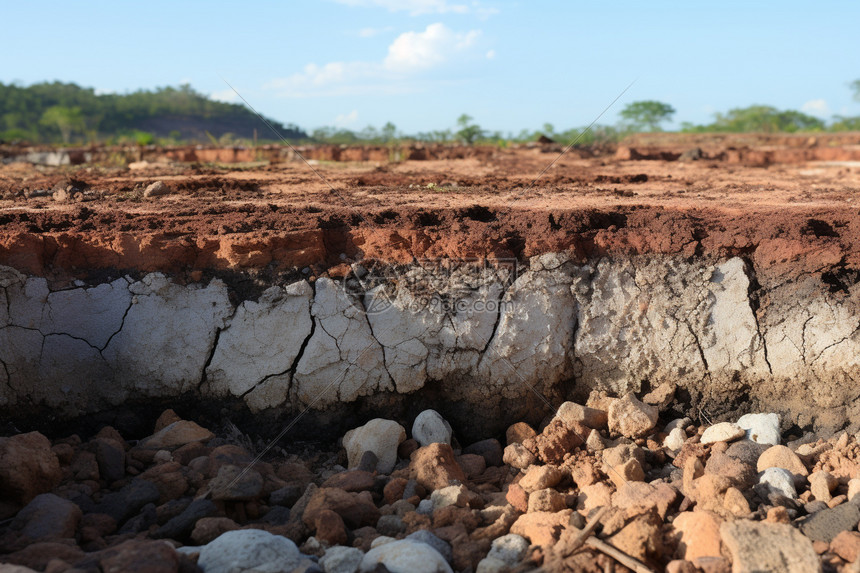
[
  {"x1": 455, "y1": 114, "x2": 482, "y2": 145},
  {"x1": 851, "y1": 79, "x2": 860, "y2": 102},
  {"x1": 619, "y1": 100, "x2": 676, "y2": 132},
  {"x1": 39, "y1": 105, "x2": 85, "y2": 143},
  {"x1": 705, "y1": 105, "x2": 824, "y2": 133},
  {"x1": 381, "y1": 121, "x2": 397, "y2": 143}
]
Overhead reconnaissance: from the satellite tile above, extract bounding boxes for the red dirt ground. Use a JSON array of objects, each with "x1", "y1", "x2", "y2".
[{"x1": 1, "y1": 134, "x2": 860, "y2": 289}]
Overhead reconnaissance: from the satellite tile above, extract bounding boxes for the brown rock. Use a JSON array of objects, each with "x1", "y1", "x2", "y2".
[
  {"x1": 51, "y1": 443, "x2": 75, "y2": 465},
  {"x1": 612, "y1": 481, "x2": 678, "y2": 519},
  {"x1": 506, "y1": 483, "x2": 529, "y2": 513},
  {"x1": 673, "y1": 442, "x2": 709, "y2": 470},
  {"x1": 0, "y1": 432, "x2": 62, "y2": 511},
  {"x1": 510, "y1": 509, "x2": 572, "y2": 546},
  {"x1": 705, "y1": 451, "x2": 756, "y2": 490},
  {"x1": 408, "y1": 443, "x2": 466, "y2": 491},
  {"x1": 506, "y1": 422, "x2": 537, "y2": 445},
  {"x1": 666, "y1": 560, "x2": 699, "y2": 573},
  {"x1": 671, "y1": 511, "x2": 723, "y2": 561},
  {"x1": 456, "y1": 454, "x2": 486, "y2": 480},
  {"x1": 154, "y1": 409, "x2": 182, "y2": 432},
  {"x1": 756, "y1": 445, "x2": 809, "y2": 483},
  {"x1": 139, "y1": 462, "x2": 188, "y2": 503},
  {"x1": 522, "y1": 418, "x2": 585, "y2": 464},
  {"x1": 691, "y1": 556, "x2": 731, "y2": 573},
  {"x1": 3, "y1": 541, "x2": 85, "y2": 571},
  {"x1": 576, "y1": 483, "x2": 612, "y2": 513},
  {"x1": 302, "y1": 487, "x2": 380, "y2": 529},
  {"x1": 314, "y1": 509, "x2": 348, "y2": 546},
  {"x1": 606, "y1": 508, "x2": 664, "y2": 562},
  {"x1": 607, "y1": 458, "x2": 645, "y2": 488},
  {"x1": 643, "y1": 381, "x2": 676, "y2": 409},
  {"x1": 502, "y1": 443, "x2": 536, "y2": 469},
  {"x1": 554, "y1": 401, "x2": 608, "y2": 430},
  {"x1": 187, "y1": 517, "x2": 237, "y2": 545},
  {"x1": 765, "y1": 506, "x2": 790, "y2": 524},
  {"x1": 383, "y1": 477, "x2": 408, "y2": 505},
  {"x1": 721, "y1": 520, "x2": 820, "y2": 573},
  {"x1": 75, "y1": 539, "x2": 180, "y2": 573},
  {"x1": 830, "y1": 530, "x2": 860, "y2": 562},
  {"x1": 322, "y1": 470, "x2": 376, "y2": 493},
  {"x1": 723, "y1": 487, "x2": 752, "y2": 517},
  {"x1": 809, "y1": 470, "x2": 837, "y2": 503},
  {"x1": 569, "y1": 459, "x2": 600, "y2": 487},
  {"x1": 141, "y1": 420, "x2": 214, "y2": 451},
  {"x1": 608, "y1": 393, "x2": 659, "y2": 438},
  {"x1": 432, "y1": 505, "x2": 480, "y2": 531},
  {"x1": 518, "y1": 465, "x2": 562, "y2": 493},
  {"x1": 70, "y1": 450, "x2": 99, "y2": 481},
  {"x1": 527, "y1": 488, "x2": 566, "y2": 513},
  {"x1": 397, "y1": 438, "x2": 419, "y2": 460},
  {"x1": 171, "y1": 441, "x2": 209, "y2": 466}
]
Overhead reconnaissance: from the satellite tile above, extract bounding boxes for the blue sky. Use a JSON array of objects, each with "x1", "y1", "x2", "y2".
[{"x1": 3, "y1": 1, "x2": 859, "y2": 136}]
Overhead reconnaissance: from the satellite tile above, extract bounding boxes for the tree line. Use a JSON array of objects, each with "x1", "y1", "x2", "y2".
[{"x1": 2, "y1": 79, "x2": 859, "y2": 146}]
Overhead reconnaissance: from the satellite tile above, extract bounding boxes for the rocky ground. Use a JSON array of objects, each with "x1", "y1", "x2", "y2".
[{"x1": 3, "y1": 387, "x2": 860, "y2": 573}]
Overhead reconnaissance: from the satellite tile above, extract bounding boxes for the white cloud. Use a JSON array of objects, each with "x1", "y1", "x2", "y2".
[
  {"x1": 210, "y1": 89, "x2": 239, "y2": 103},
  {"x1": 384, "y1": 23, "x2": 480, "y2": 72},
  {"x1": 485, "y1": 49, "x2": 495, "y2": 59},
  {"x1": 801, "y1": 98, "x2": 830, "y2": 117},
  {"x1": 334, "y1": 109, "x2": 359, "y2": 126},
  {"x1": 266, "y1": 23, "x2": 485, "y2": 97}
]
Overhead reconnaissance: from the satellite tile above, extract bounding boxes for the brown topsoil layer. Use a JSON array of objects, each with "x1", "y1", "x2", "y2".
[{"x1": 1, "y1": 134, "x2": 860, "y2": 288}]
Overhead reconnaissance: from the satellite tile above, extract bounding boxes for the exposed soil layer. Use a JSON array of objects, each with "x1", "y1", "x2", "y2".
[{"x1": 1, "y1": 136, "x2": 860, "y2": 292}]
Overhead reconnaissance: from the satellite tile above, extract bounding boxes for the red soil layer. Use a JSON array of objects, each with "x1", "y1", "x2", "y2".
[{"x1": 1, "y1": 136, "x2": 859, "y2": 288}]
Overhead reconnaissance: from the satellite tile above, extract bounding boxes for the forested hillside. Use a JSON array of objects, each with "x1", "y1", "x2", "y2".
[{"x1": 0, "y1": 82, "x2": 307, "y2": 144}]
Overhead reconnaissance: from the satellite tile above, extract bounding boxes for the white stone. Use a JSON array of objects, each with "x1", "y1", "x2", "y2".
[
  {"x1": 665, "y1": 417, "x2": 692, "y2": 433},
  {"x1": 205, "y1": 282, "x2": 312, "y2": 400},
  {"x1": 737, "y1": 413, "x2": 780, "y2": 445},
  {"x1": 700, "y1": 422, "x2": 746, "y2": 445},
  {"x1": 321, "y1": 546, "x2": 364, "y2": 573},
  {"x1": 370, "y1": 536, "x2": 396, "y2": 549},
  {"x1": 321, "y1": 548, "x2": 363, "y2": 573},
  {"x1": 295, "y1": 278, "x2": 392, "y2": 407},
  {"x1": 759, "y1": 467, "x2": 797, "y2": 499},
  {"x1": 412, "y1": 409, "x2": 452, "y2": 447},
  {"x1": 664, "y1": 427, "x2": 687, "y2": 452},
  {"x1": 360, "y1": 539, "x2": 453, "y2": 573},
  {"x1": 476, "y1": 556, "x2": 509, "y2": 573},
  {"x1": 342, "y1": 418, "x2": 406, "y2": 474},
  {"x1": 193, "y1": 529, "x2": 302, "y2": 573},
  {"x1": 487, "y1": 533, "x2": 529, "y2": 565},
  {"x1": 430, "y1": 485, "x2": 467, "y2": 509}
]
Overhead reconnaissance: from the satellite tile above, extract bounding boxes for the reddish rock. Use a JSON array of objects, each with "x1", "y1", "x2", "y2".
[
  {"x1": 612, "y1": 482, "x2": 678, "y2": 519},
  {"x1": 671, "y1": 511, "x2": 724, "y2": 561},
  {"x1": 208, "y1": 444, "x2": 253, "y2": 477},
  {"x1": 75, "y1": 539, "x2": 181, "y2": 573},
  {"x1": 383, "y1": 477, "x2": 408, "y2": 505},
  {"x1": 506, "y1": 483, "x2": 529, "y2": 513},
  {"x1": 154, "y1": 409, "x2": 182, "y2": 432},
  {"x1": 519, "y1": 465, "x2": 562, "y2": 494},
  {"x1": 172, "y1": 441, "x2": 209, "y2": 466},
  {"x1": 51, "y1": 443, "x2": 75, "y2": 465},
  {"x1": 606, "y1": 508, "x2": 664, "y2": 562},
  {"x1": 397, "y1": 438, "x2": 419, "y2": 460},
  {"x1": 302, "y1": 487, "x2": 380, "y2": 529},
  {"x1": 322, "y1": 470, "x2": 376, "y2": 492},
  {"x1": 408, "y1": 443, "x2": 466, "y2": 491},
  {"x1": 522, "y1": 418, "x2": 585, "y2": 464},
  {"x1": 3, "y1": 541, "x2": 85, "y2": 571},
  {"x1": 831, "y1": 530, "x2": 860, "y2": 562},
  {"x1": 0, "y1": 432, "x2": 62, "y2": 512},
  {"x1": 576, "y1": 482, "x2": 612, "y2": 513},
  {"x1": 456, "y1": 454, "x2": 486, "y2": 480},
  {"x1": 139, "y1": 462, "x2": 188, "y2": 503},
  {"x1": 191, "y1": 516, "x2": 239, "y2": 545},
  {"x1": 314, "y1": 509, "x2": 348, "y2": 546},
  {"x1": 140, "y1": 420, "x2": 214, "y2": 451},
  {"x1": 506, "y1": 422, "x2": 537, "y2": 445},
  {"x1": 432, "y1": 505, "x2": 480, "y2": 531},
  {"x1": 510, "y1": 510, "x2": 572, "y2": 546},
  {"x1": 527, "y1": 488, "x2": 566, "y2": 513}
]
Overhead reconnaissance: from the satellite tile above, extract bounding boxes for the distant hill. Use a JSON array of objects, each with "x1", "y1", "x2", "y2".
[{"x1": 0, "y1": 81, "x2": 307, "y2": 144}]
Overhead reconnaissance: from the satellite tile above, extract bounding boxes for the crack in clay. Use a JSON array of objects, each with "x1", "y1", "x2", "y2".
[
  {"x1": 100, "y1": 296, "x2": 134, "y2": 353},
  {"x1": 743, "y1": 259, "x2": 773, "y2": 374}
]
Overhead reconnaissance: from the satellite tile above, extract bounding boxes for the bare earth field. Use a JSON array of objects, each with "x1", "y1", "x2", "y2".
[{"x1": 5, "y1": 135, "x2": 860, "y2": 572}]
